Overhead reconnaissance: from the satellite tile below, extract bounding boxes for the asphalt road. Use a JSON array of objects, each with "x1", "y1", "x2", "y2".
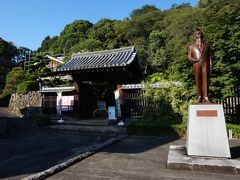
[
  {"x1": 48, "y1": 136, "x2": 240, "y2": 180},
  {"x1": 0, "y1": 108, "x2": 111, "y2": 179},
  {"x1": 1, "y1": 108, "x2": 240, "y2": 180}
]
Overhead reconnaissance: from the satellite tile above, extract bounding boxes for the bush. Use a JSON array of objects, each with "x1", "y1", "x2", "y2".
[
  {"x1": 141, "y1": 98, "x2": 182, "y2": 126},
  {"x1": 127, "y1": 122, "x2": 187, "y2": 137},
  {"x1": 39, "y1": 67, "x2": 51, "y2": 77},
  {"x1": 142, "y1": 73, "x2": 195, "y2": 124},
  {"x1": 227, "y1": 124, "x2": 240, "y2": 139},
  {"x1": 126, "y1": 74, "x2": 195, "y2": 137},
  {"x1": 34, "y1": 113, "x2": 50, "y2": 127},
  {"x1": 0, "y1": 67, "x2": 26, "y2": 98},
  {"x1": 16, "y1": 81, "x2": 38, "y2": 94},
  {"x1": 142, "y1": 84, "x2": 195, "y2": 125},
  {"x1": 127, "y1": 116, "x2": 240, "y2": 138}
]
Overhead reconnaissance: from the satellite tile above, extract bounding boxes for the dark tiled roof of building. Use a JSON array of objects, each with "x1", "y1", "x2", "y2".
[{"x1": 55, "y1": 46, "x2": 137, "y2": 72}]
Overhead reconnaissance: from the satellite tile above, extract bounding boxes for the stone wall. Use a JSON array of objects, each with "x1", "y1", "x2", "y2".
[{"x1": 8, "y1": 91, "x2": 43, "y2": 117}]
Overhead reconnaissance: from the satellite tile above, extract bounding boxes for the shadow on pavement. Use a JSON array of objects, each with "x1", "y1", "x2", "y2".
[
  {"x1": 230, "y1": 145, "x2": 240, "y2": 159},
  {"x1": 1, "y1": 108, "x2": 240, "y2": 179},
  {"x1": 0, "y1": 117, "x2": 110, "y2": 179},
  {"x1": 103, "y1": 136, "x2": 180, "y2": 154},
  {"x1": 102, "y1": 135, "x2": 240, "y2": 161}
]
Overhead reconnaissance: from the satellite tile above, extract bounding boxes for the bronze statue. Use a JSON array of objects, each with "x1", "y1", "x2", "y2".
[{"x1": 188, "y1": 30, "x2": 212, "y2": 103}]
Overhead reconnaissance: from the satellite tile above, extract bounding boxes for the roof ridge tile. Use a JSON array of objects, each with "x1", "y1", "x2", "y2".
[{"x1": 72, "y1": 46, "x2": 134, "y2": 57}]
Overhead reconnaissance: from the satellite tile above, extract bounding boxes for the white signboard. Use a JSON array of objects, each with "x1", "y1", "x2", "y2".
[
  {"x1": 108, "y1": 106, "x2": 116, "y2": 120},
  {"x1": 62, "y1": 96, "x2": 74, "y2": 111},
  {"x1": 56, "y1": 92, "x2": 62, "y2": 115}
]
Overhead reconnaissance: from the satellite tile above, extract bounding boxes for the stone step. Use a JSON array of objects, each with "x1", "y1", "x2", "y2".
[
  {"x1": 45, "y1": 124, "x2": 127, "y2": 137},
  {"x1": 50, "y1": 120, "x2": 109, "y2": 126}
]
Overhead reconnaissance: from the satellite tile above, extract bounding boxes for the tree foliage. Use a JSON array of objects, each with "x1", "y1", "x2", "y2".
[
  {"x1": 3, "y1": 0, "x2": 237, "y2": 100},
  {"x1": 0, "y1": 38, "x2": 18, "y2": 60},
  {"x1": 0, "y1": 67, "x2": 26, "y2": 97},
  {"x1": 0, "y1": 67, "x2": 38, "y2": 98},
  {"x1": 0, "y1": 38, "x2": 18, "y2": 91}
]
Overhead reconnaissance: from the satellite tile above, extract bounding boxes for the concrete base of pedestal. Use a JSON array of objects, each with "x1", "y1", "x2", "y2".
[
  {"x1": 167, "y1": 145, "x2": 240, "y2": 175},
  {"x1": 186, "y1": 104, "x2": 231, "y2": 158}
]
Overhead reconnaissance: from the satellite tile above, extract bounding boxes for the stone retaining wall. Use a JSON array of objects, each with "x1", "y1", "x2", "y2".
[{"x1": 8, "y1": 91, "x2": 43, "y2": 117}]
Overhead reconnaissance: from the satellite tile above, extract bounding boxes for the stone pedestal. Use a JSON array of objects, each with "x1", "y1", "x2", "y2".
[
  {"x1": 186, "y1": 104, "x2": 231, "y2": 158},
  {"x1": 167, "y1": 145, "x2": 240, "y2": 175}
]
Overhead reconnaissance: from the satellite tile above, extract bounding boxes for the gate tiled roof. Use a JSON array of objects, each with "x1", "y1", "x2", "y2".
[
  {"x1": 40, "y1": 86, "x2": 75, "y2": 93},
  {"x1": 56, "y1": 46, "x2": 137, "y2": 72}
]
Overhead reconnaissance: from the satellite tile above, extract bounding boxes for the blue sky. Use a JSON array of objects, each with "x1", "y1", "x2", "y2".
[{"x1": 0, "y1": 0, "x2": 198, "y2": 51}]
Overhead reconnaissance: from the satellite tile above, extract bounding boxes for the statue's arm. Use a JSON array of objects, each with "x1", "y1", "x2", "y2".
[{"x1": 188, "y1": 46, "x2": 196, "y2": 63}]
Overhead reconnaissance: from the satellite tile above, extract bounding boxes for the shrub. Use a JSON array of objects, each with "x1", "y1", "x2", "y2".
[
  {"x1": 39, "y1": 67, "x2": 51, "y2": 77},
  {"x1": 34, "y1": 113, "x2": 50, "y2": 127},
  {"x1": 142, "y1": 84, "x2": 195, "y2": 125},
  {"x1": 25, "y1": 73, "x2": 38, "y2": 81},
  {"x1": 16, "y1": 81, "x2": 38, "y2": 94},
  {"x1": 227, "y1": 124, "x2": 240, "y2": 139},
  {"x1": 127, "y1": 73, "x2": 195, "y2": 137},
  {"x1": 0, "y1": 67, "x2": 26, "y2": 98},
  {"x1": 127, "y1": 122, "x2": 187, "y2": 137}
]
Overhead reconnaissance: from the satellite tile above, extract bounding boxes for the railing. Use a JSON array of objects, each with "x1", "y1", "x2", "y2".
[
  {"x1": 217, "y1": 86, "x2": 240, "y2": 121},
  {"x1": 122, "y1": 86, "x2": 240, "y2": 121}
]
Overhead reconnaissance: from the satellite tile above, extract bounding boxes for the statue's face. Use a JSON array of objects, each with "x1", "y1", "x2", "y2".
[{"x1": 195, "y1": 31, "x2": 203, "y2": 39}]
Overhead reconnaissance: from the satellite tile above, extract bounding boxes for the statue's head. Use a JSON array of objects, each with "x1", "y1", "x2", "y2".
[{"x1": 195, "y1": 30, "x2": 203, "y2": 40}]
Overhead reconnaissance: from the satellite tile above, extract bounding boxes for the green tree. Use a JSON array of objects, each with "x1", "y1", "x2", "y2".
[
  {"x1": 87, "y1": 19, "x2": 119, "y2": 49},
  {"x1": 147, "y1": 30, "x2": 168, "y2": 72},
  {"x1": 0, "y1": 38, "x2": 18, "y2": 91},
  {"x1": 0, "y1": 67, "x2": 26, "y2": 97},
  {"x1": 120, "y1": 5, "x2": 163, "y2": 73},
  {"x1": 55, "y1": 20, "x2": 93, "y2": 54},
  {"x1": 0, "y1": 38, "x2": 18, "y2": 60},
  {"x1": 34, "y1": 1, "x2": 240, "y2": 101},
  {"x1": 201, "y1": 0, "x2": 240, "y2": 98},
  {"x1": 38, "y1": 36, "x2": 58, "y2": 53}
]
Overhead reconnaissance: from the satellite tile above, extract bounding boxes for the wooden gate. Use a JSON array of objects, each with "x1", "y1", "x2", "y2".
[{"x1": 122, "y1": 89, "x2": 147, "y2": 118}]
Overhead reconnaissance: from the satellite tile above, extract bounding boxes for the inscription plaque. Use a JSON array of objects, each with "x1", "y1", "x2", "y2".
[{"x1": 196, "y1": 110, "x2": 218, "y2": 117}]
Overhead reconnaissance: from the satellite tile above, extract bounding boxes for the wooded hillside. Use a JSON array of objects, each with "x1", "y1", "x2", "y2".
[
  {"x1": 1, "y1": 0, "x2": 239, "y2": 101},
  {"x1": 36, "y1": 0, "x2": 240, "y2": 100}
]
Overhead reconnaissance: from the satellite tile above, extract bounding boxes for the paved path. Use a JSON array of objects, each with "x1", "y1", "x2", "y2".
[
  {"x1": 1, "y1": 107, "x2": 240, "y2": 180},
  {"x1": 0, "y1": 108, "x2": 112, "y2": 179},
  {"x1": 0, "y1": 107, "x2": 18, "y2": 118},
  {"x1": 47, "y1": 114, "x2": 127, "y2": 137},
  {"x1": 48, "y1": 136, "x2": 240, "y2": 180}
]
